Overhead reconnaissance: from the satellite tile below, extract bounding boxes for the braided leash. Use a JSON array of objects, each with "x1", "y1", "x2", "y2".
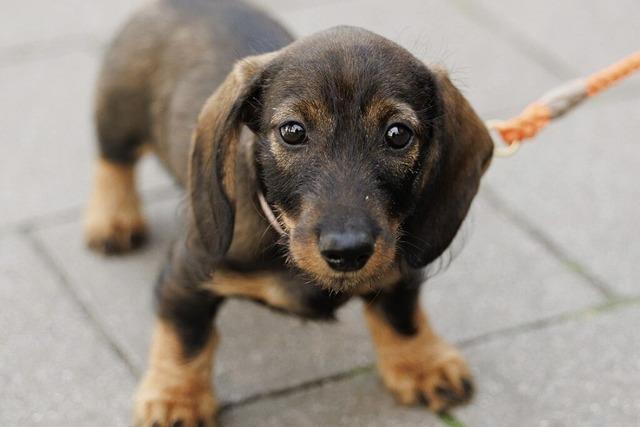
[{"x1": 488, "y1": 50, "x2": 640, "y2": 157}]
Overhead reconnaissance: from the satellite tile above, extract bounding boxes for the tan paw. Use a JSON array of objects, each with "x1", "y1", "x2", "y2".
[
  {"x1": 85, "y1": 207, "x2": 147, "y2": 254},
  {"x1": 378, "y1": 342, "x2": 474, "y2": 412},
  {"x1": 134, "y1": 375, "x2": 218, "y2": 427},
  {"x1": 84, "y1": 159, "x2": 147, "y2": 254}
]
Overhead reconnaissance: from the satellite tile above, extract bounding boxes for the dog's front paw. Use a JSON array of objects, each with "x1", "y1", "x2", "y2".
[
  {"x1": 377, "y1": 341, "x2": 474, "y2": 412},
  {"x1": 134, "y1": 373, "x2": 218, "y2": 427}
]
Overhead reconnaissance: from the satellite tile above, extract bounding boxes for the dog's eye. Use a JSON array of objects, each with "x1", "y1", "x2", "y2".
[
  {"x1": 385, "y1": 124, "x2": 413, "y2": 149},
  {"x1": 279, "y1": 122, "x2": 307, "y2": 145}
]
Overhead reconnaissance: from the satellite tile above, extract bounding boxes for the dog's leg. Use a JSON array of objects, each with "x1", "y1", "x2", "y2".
[
  {"x1": 134, "y1": 321, "x2": 219, "y2": 427},
  {"x1": 84, "y1": 72, "x2": 150, "y2": 254},
  {"x1": 363, "y1": 281, "x2": 474, "y2": 412},
  {"x1": 135, "y1": 247, "x2": 224, "y2": 427},
  {"x1": 85, "y1": 158, "x2": 147, "y2": 253}
]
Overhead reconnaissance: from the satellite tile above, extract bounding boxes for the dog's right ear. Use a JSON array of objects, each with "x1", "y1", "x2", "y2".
[{"x1": 189, "y1": 52, "x2": 278, "y2": 260}]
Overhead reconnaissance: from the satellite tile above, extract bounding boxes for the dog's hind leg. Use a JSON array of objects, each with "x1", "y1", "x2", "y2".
[
  {"x1": 84, "y1": 157, "x2": 147, "y2": 254},
  {"x1": 84, "y1": 52, "x2": 151, "y2": 254}
]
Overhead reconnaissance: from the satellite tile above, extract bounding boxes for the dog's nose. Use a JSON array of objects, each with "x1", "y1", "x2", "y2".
[{"x1": 319, "y1": 230, "x2": 375, "y2": 272}]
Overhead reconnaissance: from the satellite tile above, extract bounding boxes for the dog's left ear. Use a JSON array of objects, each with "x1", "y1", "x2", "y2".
[
  {"x1": 188, "y1": 52, "x2": 278, "y2": 260},
  {"x1": 403, "y1": 68, "x2": 494, "y2": 268}
]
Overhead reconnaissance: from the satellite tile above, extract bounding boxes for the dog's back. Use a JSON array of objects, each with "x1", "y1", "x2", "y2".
[{"x1": 95, "y1": 0, "x2": 293, "y2": 183}]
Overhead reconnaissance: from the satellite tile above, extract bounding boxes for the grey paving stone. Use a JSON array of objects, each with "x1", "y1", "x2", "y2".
[
  {"x1": 473, "y1": 0, "x2": 640, "y2": 76},
  {"x1": 32, "y1": 196, "x2": 186, "y2": 374},
  {"x1": 277, "y1": 0, "x2": 560, "y2": 115},
  {"x1": 219, "y1": 372, "x2": 442, "y2": 427},
  {"x1": 0, "y1": 0, "x2": 339, "y2": 54},
  {"x1": 0, "y1": 0, "x2": 145, "y2": 49},
  {"x1": 0, "y1": 0, "x2": 324, "y2": 51},
  {"x1": 0, "y1": 234, "x2": 135, "y2": 426},
  {"x1": 251, "y1": 0, "x2": 342, "y2": 13},
  {"x1": 424, "y1": 195, "x2": 603, "y2": 343},
  {"x1": 457, "y1": 304, "x2": 640, "y2": 426},
  {"x1": 0, "y1": 51, "x2": 174, "y2": 228},
  {"x1": 35, "y1": 189, "x2": 601, "y2": 405},
  {"x1": 484, "y1": 97, "x2": 640, "y2": 296},
  {"x1": 215, "y1": 299, "x2": 372, "y2": 403}
]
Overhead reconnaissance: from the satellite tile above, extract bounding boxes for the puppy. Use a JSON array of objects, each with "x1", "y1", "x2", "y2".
[{"x1": 84, "y1": 0, "x2": 493, "y2": 425}]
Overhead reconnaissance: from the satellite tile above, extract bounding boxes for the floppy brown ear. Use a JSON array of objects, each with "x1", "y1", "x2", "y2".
[
  {"x1": 403, "y1": 68, "x2": 494, "y2": 268},
  {"x1": 188, "y1": 52, "x2": 277, "y2": 260}
]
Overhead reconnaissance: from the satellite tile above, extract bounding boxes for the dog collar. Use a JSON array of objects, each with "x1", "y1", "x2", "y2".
[{"x1": 257, "y1": 191, "x2": 287, "y2": 236}]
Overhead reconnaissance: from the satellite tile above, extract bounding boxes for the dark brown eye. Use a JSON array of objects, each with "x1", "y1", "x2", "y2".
[
  {"x1": 279, "y1": 122, "x2": 307, "y2": 145},
  {"x1": 385, "y1": 124, "x2": 413, "y2": 149}
]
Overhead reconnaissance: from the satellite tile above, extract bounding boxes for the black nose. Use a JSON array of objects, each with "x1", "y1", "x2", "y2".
[{"x1": 319, "y1": 230, "x2": 375, "y2": 272}]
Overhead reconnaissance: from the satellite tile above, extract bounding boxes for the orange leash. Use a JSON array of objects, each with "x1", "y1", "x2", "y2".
[{"x1": 488, "y1": 50, "x2": 640, "y2": 157}]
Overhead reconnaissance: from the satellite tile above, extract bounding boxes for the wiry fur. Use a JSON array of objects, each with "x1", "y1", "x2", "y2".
[{"x1": 86, "y1": 1, "x2": 493, "y2": 425}]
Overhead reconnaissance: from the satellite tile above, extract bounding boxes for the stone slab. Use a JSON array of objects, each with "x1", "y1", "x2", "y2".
[
  {"x1": 457, "y1": 304, "x2": 640, "y2": 426},
  {"x1": 219, "y1": 371, "x2": 442, "y2": 427},
  {"x1": 0, "y1": 234, "x2": 135, "y2": 426},
  {"x1": 484, "y1": 97, "x2": 640, "y2": 296},
  {"x1": 0, "y1": 0, "x2": 144, "y2": 50},
  {"x1": 424, "y1": 195, "x2": 603, "y2": 344},
  {"x1": 473, "y1": 0, "x2": 640, "y2": 77},
  {"x1": 277, "y1": 0, "x2": 560, "y2": 115},
  {"x1": 0, "y1": 51, "x2": 174, "y2": 228}
]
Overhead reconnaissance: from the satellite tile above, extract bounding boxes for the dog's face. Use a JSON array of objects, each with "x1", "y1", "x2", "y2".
[
  {"x1": 190, "y1": 27, "x2": 493, "y2": 291},
  {"x1": 253, "y1": 31, "x2": 442, "y2": 289}
]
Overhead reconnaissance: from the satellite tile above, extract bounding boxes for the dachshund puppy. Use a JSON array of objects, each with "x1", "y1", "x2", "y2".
[{"x1": 84, "y1": 0, "x2": 493, "y2": 425}]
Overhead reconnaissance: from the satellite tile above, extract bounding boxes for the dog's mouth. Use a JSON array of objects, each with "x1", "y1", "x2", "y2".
[
  {"x1": 286, "y1": 222, "x2": 398, "y2": 292},
  {"x1": 256, "y1": 173, "x2": 399, "y2": 291},
  {"x1": 254, "y1": 196, "x2": 398, "y2": 290}
]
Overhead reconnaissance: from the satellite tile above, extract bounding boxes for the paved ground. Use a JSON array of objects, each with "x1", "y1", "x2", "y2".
[{"x1": 1, "y1": 1, "x2": 639, "y2": 426}]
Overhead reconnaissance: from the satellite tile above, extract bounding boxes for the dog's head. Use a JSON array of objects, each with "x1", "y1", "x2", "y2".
[{"x1": 190, "y1": 26, "x2": 493, "y2": 290}]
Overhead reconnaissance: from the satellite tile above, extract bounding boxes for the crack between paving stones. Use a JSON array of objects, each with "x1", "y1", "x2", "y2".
[
  {"x1": 218, "y1": 365, "x2": 375, "y2": 414},
  {"x1": 220, "y1": 366, "x2": 463, "y2": 427},
  {"x1": 451, "y1": 0, "x2": 640, "y2": 104},
  {"x1": 481, "y1": 186, "x2": 616, "y2": 299},
  {"x1": 0, "y1": 184, "x2": 178, "y2": 237},
  {"x1": 24, "y1": 231, "x2": 140, "y2": 379},
  {"x1": 439, "y1": 412, "x2": 466, "y2": 427},
  {"x1": 0, "y1": 34, "x2": 106, "y2": 67},
  {"x1": 220, "y1": 295, "x2": 640, "y2": 413},
  {"x1": 0, "y1": 1, "x2": 347, "y2": 68},
  {"x1": 450, "y1": 0, "x2": 577, "y2": 81},
  {"x1": 460, "y1": 295, "x2": 640, "y2": 349}
]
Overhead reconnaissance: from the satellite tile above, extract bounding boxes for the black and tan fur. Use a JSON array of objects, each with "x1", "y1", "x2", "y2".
[{"x1": 84, "y1": 1, "x2": 493, "y2": 425}]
